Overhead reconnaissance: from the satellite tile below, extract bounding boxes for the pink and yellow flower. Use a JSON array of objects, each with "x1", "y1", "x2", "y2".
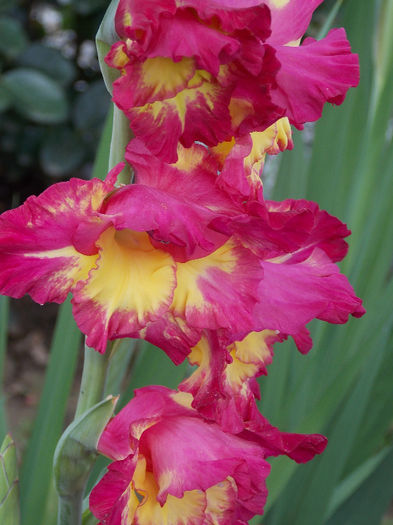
[
  {"x1": 211, "y1": 117, "x2": 293, "y2": 201},
  {"x1": 89, "y1": 386, "x2": 327, "y2": 524},
  {"x1": 106, "y1": 0, "x2": 358, "y2": 162},
  {"x1": 0, "y1": 161, "x2": 259, "y2": 355},
  {"x1": 179, "y1": 329, "x2": 283, "y2": 432},
  {"x1": 0, "y1": 144, "x2": 364, "y2": 359},
  {"x1": 126, "y1": 141, "x2": 364, "y2": 356},
  {"x1": 107, "y1": 0, "x2": 279, "y2": 162}
]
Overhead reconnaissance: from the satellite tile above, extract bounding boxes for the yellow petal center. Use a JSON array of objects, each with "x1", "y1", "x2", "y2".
[
  {"x1": 126, "y1": 456, "x2": 236, "y2": 525},
  {"x1": 80, "y1": 228, "x2": 175, "y2": 324}
]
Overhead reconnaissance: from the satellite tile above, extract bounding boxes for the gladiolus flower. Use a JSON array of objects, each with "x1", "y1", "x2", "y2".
[
  {"x1": 126, "y1": 141, "x2": 364, "y2": 358},
  {"x1": 0, "y1": 143, "x2": 364, "y2": 358},
  {"x1": 89, "y1": 386, "x2": 327, "y2": 524},
  {"x1": 263, "y1": 0, "x2": 359, "y2": 129},
  {"x1": 106, "y1": 0, "x2": 358, "y2": 162},
  {"x1": 211, "y1": 117, "x2": 294, "y2": 201},
  {"x1": 0, "y1": 161, "x2": 259, "y2": 356},
  {"x1": 179, "y1": 329, "x2": 283, "y2": 432}
]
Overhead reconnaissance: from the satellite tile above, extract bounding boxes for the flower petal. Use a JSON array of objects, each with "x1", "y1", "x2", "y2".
[
  {"x1": 113, "y1": 67, "x2": 232, "y2": 162},
  {"x1": 132, "y1": 463, "x2": 208, "y2": 525},
  {"x1": 89, "y1": 456, "x2": 137, "y2": 524},
  {"x1": 214, "y1": 118, "x2": 293, "y2": 201},
  {"x1": 141, "y1": 12, "x2": 241, "y2": 76},
  {"x1": 245, "y1": 403, "x2": 328, "y2": 463},
  {"x1": 115, "y1": 0, "x2": 176, "y2": 39},
  {"x1": 98, "y1": 386, "x2": 194, "y2": 461},
  {"x1": 272, "y1": 29, "x2": 360, "y2": 128},
  {"x1": 264, "y1": 0, "x2": 324, "y2": 45},
  {"x1": 180, "y1": 330, "x2": 283, "y2": 432},
  {"x1": 0, "y1": 175, "x2": 116, "y2": 304},
  {"x1": 256, "y1": 248, "x2": 365, "y2": 352},
  {"x1": 120, "y1": 139, "x2": 240, "y2": 260},
  {"x1": 73, "y1": 229, "x2": 176, "y2": 353},
  {"x1": 109, "y1": 56, "x2": 197, "y2": 106},
  {"x1": 171, "y1": 240, "x2": 263, "y2": 333},
  {"x1": 141, "y1": 415, "x2": 269, "y2": 502}
]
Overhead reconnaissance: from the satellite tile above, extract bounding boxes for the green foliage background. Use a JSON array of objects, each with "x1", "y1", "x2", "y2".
[
  {"x1": 1, "y1": 0, "x2": 393, "y2": 524},
  {"x1": 0, "y1": 0, "x2": 110, "y2": 211}
]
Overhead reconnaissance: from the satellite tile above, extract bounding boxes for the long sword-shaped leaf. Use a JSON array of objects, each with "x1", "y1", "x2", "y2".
[
  {"x1": 20, "y1": 299, "x2": 81, "y2": 525},
  {"x1": 326, "y1": 446, "x2": 393, "y2": 520},
  {"x1": 258, "y1": 1, "x2": 393, "y2": 523},
  {"x1": 0, "y1": 434, "x2": 20, "y2": 525},
  {"x1": 326, "y1": 446, "x2": 393, "y2": 525},
  {"x1": 0, "y1": 296, "x2": 9, "y2": 441}
]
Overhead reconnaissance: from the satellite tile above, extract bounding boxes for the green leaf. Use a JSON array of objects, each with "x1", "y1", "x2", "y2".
[
  {"x1": 17, "y1": 44, "x2": 76, "y2": 86},
  {"x1": 72, "y1": 80, "x2": 110, "y2": 131},
  {"x1": 0, "y1": 435, "x2": 20, "y2": 525},
  {"x1": 0, "y1": 84, "x2": 12, "y2": 113},
  {"x1": 20, "y1": 299, "x2": 82, "y2": 525},
  {"x1": 0, "y1": 16, "x2": 27, "y2": 60},
  {"x1": 1, "y1": 68, "x2": 68, "y2": 124},
  {"x1": 54, "y1": 396, "x2": 117, "y2": 498},
  {"x1": 374, "y1": 0, "x2": 393, "y2": 104},
  {"x1": 317, "y1": 0, "x2": 344, "y2": 39},
  {"x1": 326, "y1": 446, "x2": 393, "y2": 525},
  {"x1": 119, "y1": 341, "x2": 189, "y2": 410},
  {"x1": 82, "y1": 508, "x2": 98, "y2": 525},
  {"x1": 326, "y1": 447, "x2": 393, "y2": 519},
  {"x1": 39, "y1": 127, "x2": 86, "y2": 177},
  {"x1": 0, "y1": 296, "x2": 9, "y2": 441},
  {"x1": 96, "y1": 0, "x2": 120, "y2": 93},
  {"x1": 91, "y1": 105, "x2": 113, "y2": 180}
]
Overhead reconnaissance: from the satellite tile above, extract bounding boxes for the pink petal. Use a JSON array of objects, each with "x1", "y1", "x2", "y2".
[
  {"x1": 172, "y1": 240, "x2": 263, "y2": 333},
  {"x1": 121, "y1": 139, "x2": 240, "y2": 260},
  {"x1": 256, "y1": 248, "x2": 365, "y2": 351},
  {"x1": 244, "y1": 403, "x2": 328, "y2": 463},
  {"x1": 0, "y1": 174, "x2": 117, "y2": 305},
  {"x1": 141, "y1": 12, "x2": 241, "y2": 76},
  {"x1": 141, "y1": 415, "x2": 269, "y2": 502},
  {"x1": 272, "y1": 29, "x2": 360, "y2": 128},
  {"x1": 89, "y1": 456, "x2": 137, "y2": 523},
  {"x1": 264, "y1": 0, "x2": 324, "y2": 45},
  {"x1": 112, "y1": 61, "x2": 233, "y2": 162},
  {"x1": 72, "y1": 229, "x2": 177, "y2": 353},
  {"x1": 98, "y1": 386, "x2": 194, "y2": 460}
]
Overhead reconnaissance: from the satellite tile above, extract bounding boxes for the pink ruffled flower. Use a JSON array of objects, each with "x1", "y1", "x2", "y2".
[
  {"x1": 0, "y1": 161, "x2": 259, "y2": 356},
  {"x1": 126, "y1": 141, "x2": 364, "y2": 357},
  {"x1": 0, "y1": 143, "x2": 363, "y2": 359},
  {"x1": 179, "y1": 329, "x2": 283, "y2": 432},
  {"x1": 107, "y1": 0, "x2": 279, "y2": 162},
  {"x1": 211, "y1": 117, "x2": 294, "y2": 201},
  {"x1": 106, "y1": 0, "x2": 358, "y2": 162},
  {"x1": 262, "y1": 0, "x2": 359, "y2": 129},
  {"x1": 89, "y1": 386, "x2": 327, "y2": 524}
]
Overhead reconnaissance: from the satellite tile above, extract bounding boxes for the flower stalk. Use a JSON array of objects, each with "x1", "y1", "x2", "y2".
[
  {"x1": 74, "y1": 344, "x2": 111, "y2": 420},
  {"x1": 54, "y1": 394, "x2": 117, "y2": 525}
]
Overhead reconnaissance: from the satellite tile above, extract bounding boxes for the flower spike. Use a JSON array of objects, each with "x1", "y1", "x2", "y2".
[{"x1": 90, "y1": 386, "x2": 327, "y2": 524}]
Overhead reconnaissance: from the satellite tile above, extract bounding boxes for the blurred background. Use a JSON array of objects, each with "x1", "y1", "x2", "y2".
[
  {"x1": 0, "y1": 0, "x2": 110, "y2": 213},
  {"x1": 0, "y1": 0, "x2": 392, "y2": 524}
]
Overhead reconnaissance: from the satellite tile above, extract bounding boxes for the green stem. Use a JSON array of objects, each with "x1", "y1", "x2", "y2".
[
  {"x1": 0, "y1": 296, "x2": 9, "y2": 441},
  {"x1": 56, "y1": 343, "x2": 113, "y2": 525},
  {"x1": 75, "y1": 344, "x2": 111, "y2": 420},
  {"x1": 109, "y1": 105, "x2": 133, "y2": 182},
  {"x1": 57, "y1": 495, "x2": 83, "y2": 525}
]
